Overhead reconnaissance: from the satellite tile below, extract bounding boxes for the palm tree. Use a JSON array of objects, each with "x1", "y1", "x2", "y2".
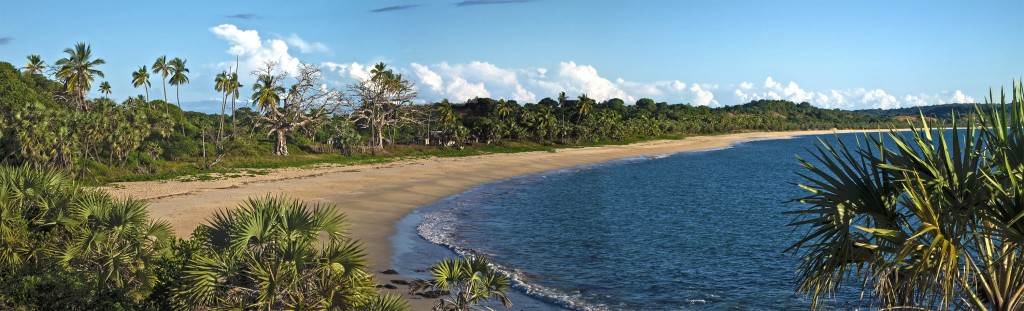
[
  {"x1": 214, "y1": 70, "x2": 229, "y2": 140},
  {"x1": 54, "y1": 42, "x2": 105, "y2": 110},
  {"x1": 0, "y1": 166, "x2": 172, "y2": 301},
  {"x1": 575, "y1": 94, "x2": 594, "y2": 140},
  {"x1": 20, "y1": 54, "x2": 46, "y2": 76},
  {"x1": 418, "y1": 256, "x2": 512, "y2": 311},
  {"x1": 226, "y1": 72, "x2": 242, "y2": 136},
  {"x1": 98, "y1": 81, "x2": 111, "y2": 98},
  {"x1": 174, "y1": 194, "x2": 405, "y2": 310},
  {"x1": 168, "y1": 57, "x2": 189, "y2": 134},
  {"x1": 131, "y1": 65, "x2": 151, "y2": 103},
  {"x1": 251, "y1": 73, "x2": 284, "y2": 114},
  {"x1": 152, "y1": 56, "x2": 170, "y2": 111},
  {"x1": 787, "y1": 81, "x2": 1024, "y2": 310},
  {"x1": 61, "y1": 192, "x2": 172, "y2": 295}
]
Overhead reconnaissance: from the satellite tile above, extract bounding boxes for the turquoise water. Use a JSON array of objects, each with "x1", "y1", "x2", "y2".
[{"x1": 391, "y1": 133, "x2": 874, "y2": 310}]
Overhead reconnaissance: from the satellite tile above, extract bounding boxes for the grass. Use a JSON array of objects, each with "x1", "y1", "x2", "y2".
[{"x1": 80, "y1": 135, "x2": 696, "y2": 185}]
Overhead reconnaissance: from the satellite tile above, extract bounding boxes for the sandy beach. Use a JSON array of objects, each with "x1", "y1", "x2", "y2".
[{"x1": 99, "y1": 129, "x2": 872, "y2": 308}]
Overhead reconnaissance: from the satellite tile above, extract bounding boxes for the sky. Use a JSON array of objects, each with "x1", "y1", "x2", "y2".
[{"x1": 1, "y1": 0, "x2": 1022, "y2": 113}]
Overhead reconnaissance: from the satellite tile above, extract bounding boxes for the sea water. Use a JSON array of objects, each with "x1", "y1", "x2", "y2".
[{"x1": 390, "y1": 133, "x2": 881, "y2": 310}]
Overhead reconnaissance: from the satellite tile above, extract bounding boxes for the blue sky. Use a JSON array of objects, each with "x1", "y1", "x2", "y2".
[{"x1": 1, "y1": 0, "x2": 1021, "y2": 112}]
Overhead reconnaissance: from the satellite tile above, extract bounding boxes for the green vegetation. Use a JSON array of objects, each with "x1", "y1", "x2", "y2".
[
  {"x1": 1, "y1": 43, "x2": 908, "y2": 184},
  {"x1": 787, "y1": 81, "x2": 1024, "y2": 310},
  {"x1": 0, "y1": 165, "x2": 410, "y2": 310},
  {"x1": 415, "y1": 256, "x2": 512, "y2": 311}
]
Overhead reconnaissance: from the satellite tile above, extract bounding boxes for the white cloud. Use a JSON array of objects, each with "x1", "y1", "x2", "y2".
[
  {"x1": 689, "y1": 84, "x2": 717, "y2": 106},
  {"x1": 860, "y1": 89, "x2": 900, "y2": 109},
  {"x1": 446, "y1": 77, "x2": 490, "y2": 101},
  {"x1": 410, "y1": 63, "x2": 443, "y2": 93},
  {"x1": 732, "y1": 76, "x2": 973, "y2": 110},
  {"x1": 284, "y1": 34, "x2": 329, "y2": 53},
  {"x1": 322, "y1": 61, "x2": 372, "y2": 81},
  {"x1": 210, "y1": 24, "x2": 302, "y2": 79},
  {"x1": 404, "y1": 61, "x2": 535, "y2": 102},
  {"x1": 552, "y1": 61, "x2": 629, "y2": 101},
  {"x1": 948, "y1": 90, "x2": 975, "y2": 104}
]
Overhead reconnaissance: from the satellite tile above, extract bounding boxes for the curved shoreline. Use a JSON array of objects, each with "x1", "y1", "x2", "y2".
[{"x1": 98, "y1": 129, "x2": 879, "y2": 308}]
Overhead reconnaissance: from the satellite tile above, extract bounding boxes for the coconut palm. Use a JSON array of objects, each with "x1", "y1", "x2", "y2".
[
  {"x1": 20, "y1": 54, "x2": 46, "y2": 76},
  {"x1": 214, "y1": 70, "x2": 229, "y2": 140},
  {"x1": 168, "y1": 57, "x2": 189, "y2": 134},
  {"x1": 226, "y1": 72, "x2": 242, "y2": 136},
  {"x1": 99, "y1": 81, "x2": 111, "y2": 98},
  {"x1": 131, "y1": 65, "x2": 151, "y2": 103},
  {"x1": 420, "y1": 256, "x2": 512, "y2": 311},
  {"x1": 54, "y1": 42, "x2": 105, "y2": 110},
  {"x1": 152, "y1": 55, "x2": 170, "y2": 106},
  {"x1": 787, "y1": 81, "x2": 1024, "y2": 310},
  {"x1": 174, "y1": 194, "x2": 403, "y2": 310},
  {"x1": 251, "y1": 73, "x2": 284, "y2": 114}
]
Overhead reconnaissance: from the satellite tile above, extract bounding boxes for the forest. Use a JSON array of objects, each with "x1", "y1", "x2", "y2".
[{"x1": 1, "y1": 44, "x2": 906, "y2": 184}]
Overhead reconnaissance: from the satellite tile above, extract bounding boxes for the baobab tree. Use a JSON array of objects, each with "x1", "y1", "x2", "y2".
[
  {"x1": 346, "y1": 62, "x2": 418, "y2": 153},
  {"x1": 250, "y1": 61, "x2": 343, "y2": 156}
]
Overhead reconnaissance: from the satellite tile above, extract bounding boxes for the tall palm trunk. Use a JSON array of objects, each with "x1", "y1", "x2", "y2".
[
  {"x1": 162, "y1": 77, "x2": 168, "y2": 113},
  {"x1": 219, "y1": 92, "x2": 227, "y2": 141},
  {"x1": 177, "y1": 86, "x2": 184, "y2": 135},
  {"x1": 230, "y1": 97, "x2": 236, "y2": 137}
]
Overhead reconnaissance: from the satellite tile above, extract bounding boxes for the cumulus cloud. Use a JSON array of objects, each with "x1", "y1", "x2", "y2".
[
  {"x1": 210, "y1": 24, "x2": 302, "y2": 79},
  {"x1": 397, "y1": 61, "x2": 724, "y2": 106},
  {"x1": 284, "y1": 34, "x2": 329, "y2": 53},
  {"x1": 733, "y1": 76, "x2": 975, "y2": 109},
  {"x1": 322, "y1": 61, "x2": 372, "y2": 81},
  {"x1": 544, "y1": 61, "x2": 629, "y2": 101},
  {"x1": 406, "y1": 61, "x2": 535, "y2": 102},
  {"x1": 948, "y1": 90, "x2": 975, "y2": 103},
  {"x1": 690, "y1": 84, "x2": 716, "y2": 106},
  {"x1": 410, "y1": 63, "x2": 443, "y2": 93},
  {"x1": 446, "y1": 77, "x2": 490, "y2": 100}
]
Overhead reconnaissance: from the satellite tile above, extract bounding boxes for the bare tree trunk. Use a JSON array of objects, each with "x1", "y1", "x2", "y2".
[{"x1": 274, "y1": 129, "x2": 289, "y2": 156}]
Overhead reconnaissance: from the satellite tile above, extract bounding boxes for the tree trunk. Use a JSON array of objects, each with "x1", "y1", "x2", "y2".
[
  {"x1": 177, "y1": 86, "x2": 184, "y2": 135},
  {"x1": 162, "y1": 77, "x2": 168, "y2": 113},
  {"x1": 274, "y1": 129, "x2": 289, "y2": 156},
  {"x1": 219, "y1": 93, "x2": 227, "y2": 141},
  {"x1": 230, "y1": 97, "x2": 237, "y2": 138}
]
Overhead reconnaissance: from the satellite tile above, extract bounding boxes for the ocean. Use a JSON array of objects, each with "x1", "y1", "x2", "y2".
[{"x1": 390, "y1": 133, "x2": 876, "y2": 310}]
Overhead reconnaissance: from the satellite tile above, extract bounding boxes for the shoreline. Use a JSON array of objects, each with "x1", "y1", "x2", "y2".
[{"x1": 98, "y1": 129, "x2": 880, "y2": 308}]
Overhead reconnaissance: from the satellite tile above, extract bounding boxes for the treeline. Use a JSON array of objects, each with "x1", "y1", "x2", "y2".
[
  {"x1": 2, "y1": 46, "x2": 900, "y2": 181},
  {"x1": 856, "y1": 103, "x2": 1002, "y2": 120}
]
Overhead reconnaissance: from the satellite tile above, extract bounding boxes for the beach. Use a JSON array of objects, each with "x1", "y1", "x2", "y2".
[{"x1": 99, "y1": 129, "x2": 873, "y2": 308}]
